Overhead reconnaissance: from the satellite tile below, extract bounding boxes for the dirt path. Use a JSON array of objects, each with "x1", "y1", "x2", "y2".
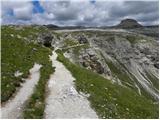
[
  {"x1": 1, "y1": 63, "x2": 42, "y2": 119},
  {"x1": 44, "y1": 51, "x2": 98, "y2": 118},
  {"x1": 61, "y1": 43, "x2": 85, "y2": 49}
]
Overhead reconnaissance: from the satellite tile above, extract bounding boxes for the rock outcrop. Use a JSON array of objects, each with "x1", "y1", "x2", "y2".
[
  {"x1": 80, "y1": 49, "x2": 105, "y2": 74},
  {"x1": 77, "y1": 34, "x2": 88, "y2": 44}
]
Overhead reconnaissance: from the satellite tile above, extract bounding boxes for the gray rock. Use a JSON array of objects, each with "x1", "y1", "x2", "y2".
[
  {"x1": 32, "y1": 48, "x2": 37, "y2": 51},
  {"x1": 77, "y1": 35, "x2": 88, "y2": 44},
  {"x1": 87, "y1": 50, "x2": 95, "y2": 57},
  {"x1": 38, "y1": 32, "x2": 53, "y2": 47},
  {"x1": 82, "y1": 61, "x2": 90, "y2": 67}
]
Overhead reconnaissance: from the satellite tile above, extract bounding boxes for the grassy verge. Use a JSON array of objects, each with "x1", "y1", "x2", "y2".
[
  {"x1": 1, "y1": 26, "x2": 47, "y2": 102},
  {"x1": 2, "y1": 26, "x2": 55, "y2": 118},
  {"x1": 56, "y1": 50, "x2": 158, "y2": 119},
  {"x1": 23, "y1": 63, "x2": 54, "y2": 119}
]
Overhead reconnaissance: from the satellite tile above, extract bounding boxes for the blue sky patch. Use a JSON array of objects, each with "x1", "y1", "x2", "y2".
[
  {"x1": 7, "y1": 9, "x2": 14, "y2": 16},
  {"x1": 32, "y1": 1, "x2": 44, "y2": 13}
]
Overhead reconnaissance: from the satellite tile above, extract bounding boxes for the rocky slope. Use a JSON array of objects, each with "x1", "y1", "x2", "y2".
[
  {"x1": 35, "y1": 24, "x2": 159, "y2": 101},
  {"x1": 52, "y1": 28, "x2": 159, "y2": 102}
]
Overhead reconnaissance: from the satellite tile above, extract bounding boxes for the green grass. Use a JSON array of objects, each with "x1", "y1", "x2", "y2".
[
  {"x1": 2, "y1": 26, "x2": 55, "y2": 118},
  {"x1": 145, "y1": 71, "x2": 159, "y2": 90},
  {"x1": 104, "y1": 60, "x2": 135, "y2": 88},
  {"x1": 63, "y1": 39, "x2": 79, "y2": 47},
  {"x1": 2, "y1": 26, "x2": 47, "y2": 39},
  {"x1": 1, "y1": 26, "x2": 50, "y2": 102},
  {"x1": 23, "y1": 64, "x2": 54, "y2": 119},
  {"x1": 125, "y1": 35, "x2": 144, "y2": 44},
  {"x1": 56, "y1": 50, "x2": 158, "y2": 119}
]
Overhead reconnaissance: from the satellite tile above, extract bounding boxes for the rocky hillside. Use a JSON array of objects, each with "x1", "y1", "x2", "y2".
[
  {"x1": 1, "y1": 25, "x2": 159, "y2": 118},
  {"x1": 53, "y1": 29, "x2": 159, "y2": 101}
]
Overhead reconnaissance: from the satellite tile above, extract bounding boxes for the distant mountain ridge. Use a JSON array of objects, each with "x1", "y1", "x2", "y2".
[{"x1": 43, "y1": 18, "x2": 158, "y2": 30}]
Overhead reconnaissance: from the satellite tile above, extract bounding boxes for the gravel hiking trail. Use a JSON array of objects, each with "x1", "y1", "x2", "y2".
[
  {"x1": 1, "y1": 63, "x2": 42, "y2": 119},
  {"x1": 44, "y1": 51, "x2": 98, "y2": 119}
]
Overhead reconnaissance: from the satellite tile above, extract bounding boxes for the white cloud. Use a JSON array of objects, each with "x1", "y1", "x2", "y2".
[
  {"x1": 2, "y1": 1, "x2": 33, "y2": 20},
  {"x1": 1, "y1": 0, "x2": 159, "y2": 26},
  {"x1": 13, "y1": 5, "x2": 33, "y2": 20}
]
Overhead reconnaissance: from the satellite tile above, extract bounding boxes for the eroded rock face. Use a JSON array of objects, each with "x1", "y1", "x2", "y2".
[
  {"x1": 91, "y1": 32, "x2": 158, "y2": 100},
  {"x1": 61, "y1": 30, "x2": 158, "y2": 100},
  {"x1": 38, "y1": 32, "x2": 53, "y2": 47},
  {"x1": 79, "y1": 48, "x2": 111, "y2": 76}
]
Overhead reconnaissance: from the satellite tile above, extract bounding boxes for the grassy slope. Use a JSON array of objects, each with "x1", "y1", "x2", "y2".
[
  {"x1": 56, "y1": 50, "x2": 158, "y2": 119},
  {"x1": 146, "y1": 71, "x2": 159, "y2": 90},
  {"x1": 2, "y1": 26, "x2": 39, "y2": 102},
  {"x1": 23, "y1": 64, "x2": 54, "y2": 119},
  {"x1": 1, "y1": 26, "x2": 54, "y2": 118}
]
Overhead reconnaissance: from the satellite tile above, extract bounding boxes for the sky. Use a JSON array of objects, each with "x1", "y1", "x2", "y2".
[{"x1": 1, "y1": 0, "x2": 159, "y2": 26}]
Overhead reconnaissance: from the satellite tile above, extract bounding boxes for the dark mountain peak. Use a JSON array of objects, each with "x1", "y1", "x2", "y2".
[
  {"x1": 121, "y1": 18, "x2": 138, "y2": 23},
  {"x1": 44, "y1": 24, "x2": 59, "y2": 29},
  {"x1": 116, "y1": 18, "x2": 143, "y2": 29}
]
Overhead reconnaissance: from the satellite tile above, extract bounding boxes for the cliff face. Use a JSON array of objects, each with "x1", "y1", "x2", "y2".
[{"x1": 53, "y1": 28, "x2": 159, "y2": 101}]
